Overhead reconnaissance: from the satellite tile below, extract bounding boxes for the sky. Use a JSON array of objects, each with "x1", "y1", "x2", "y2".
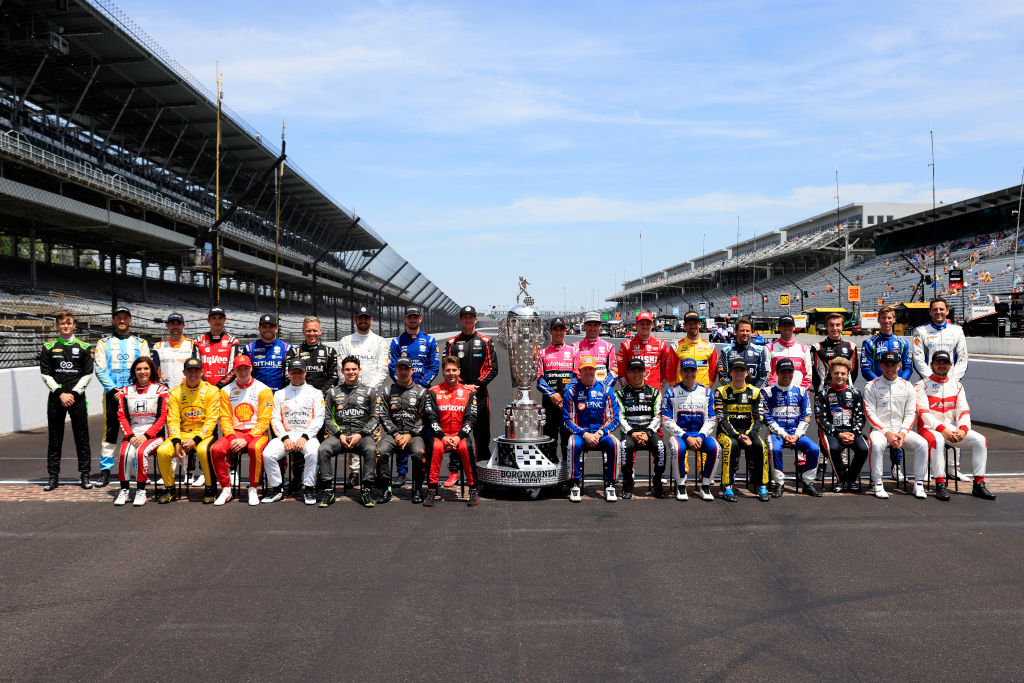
[{"x1": 116, "y1": 0, "x2": 1024, "y2": 313}]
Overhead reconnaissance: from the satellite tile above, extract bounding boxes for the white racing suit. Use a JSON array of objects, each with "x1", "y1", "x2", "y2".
[
  {"x1": 863, "y1": 376, "x2": 927, "y2": 484},
  {"x1": 264, "y1": 382, "x2": 326, "y2": 487}
]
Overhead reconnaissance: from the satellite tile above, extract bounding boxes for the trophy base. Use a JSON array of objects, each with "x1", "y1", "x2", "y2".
[{"x1": 476, "y1": 436, "x2": 569, "y2": 488}]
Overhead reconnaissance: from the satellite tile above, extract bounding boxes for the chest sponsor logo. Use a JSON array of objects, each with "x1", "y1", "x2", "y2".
[
  {"x1": 59, "y1": 360, "x2": 75, "y2": 370},
  {"x1": 72, "y1": 347, "x2": 80, "y2": 356},
  {"x1": 183, "y1": 407, "x2": 203, "y2": 420},
  {"x1": 234, "y1": 403, "x2": 255, "y2": 422}
]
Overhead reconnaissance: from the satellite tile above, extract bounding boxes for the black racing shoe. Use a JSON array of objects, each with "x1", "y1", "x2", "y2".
[
  {"x1": 935, "y1": 481, "x2": 950, "y2": 502},
  {"x1": 803, "y1": 482, "x2": 823, "y2": 497},
  {"x1": 411, "y1": 487, "x2": 424, "y2": 505},
  {"x1": 849, "y1": 480, "x2": 862, "y2": 494},
  {"x1": 376, "y1": 487, "x2": 393, "y2": 505},
  {"x1": 770, "y1": 482, "x2": 783, "y2": 498},
  {"x1": 80, "y1": 474, "x2": 93, "y2": 490},
  {"x1": 360, "y1": 488, "x2": 375, "y2": 508},
  {"x1": 318, "y1": 488, "x2": 335, "y2": 508},
  {"x1": 467, "y1": 489, "x2": 479, "y2": 507},
  {"x1": 972, "y1": 481, "x2": 997, "y2": 500},
  {"x1": 833, "y1": 481, "x2": 848, "y2": 494},
  {"x1": 202, "y1": 485, "x2": 217, "y2": 504},
  {"x1": 721, "y1": 487, "x2": 738, "y2": 503},
  {"x1": 621, "y1": 489, "x2": 633, "y2": 500},
  {"x1": 422, "y1": 489, "x2": 436, "y2": 507},
  {"x1": 44, "y1": 475, "x2": 60, "y2": 491},
  {"x1": 157, "y1": 489, "x2": 177, "y2": 504},
  {"x1": 652, "y1": 480, "x2": 665, "y2": 499},
  {"x1": 95, "y1": 470, "x2": 110, "y2": 488}
]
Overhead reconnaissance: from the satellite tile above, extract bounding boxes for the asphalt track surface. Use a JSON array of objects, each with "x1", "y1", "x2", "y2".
[{"x1": 2, "y1": 334, "x2": 1024, "y2": 680}]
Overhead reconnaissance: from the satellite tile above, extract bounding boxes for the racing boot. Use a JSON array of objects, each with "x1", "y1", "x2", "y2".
[
  {"x1": 360, "y1": 488, "x2": 376, "y2": 508},
  {"x1": 202, "y1": 485, "x2": 217, "y2": 504},
  {"x1": 803, "y1": 482, "x2": 823, "y2": 497},
  {"x1": 261, "y1": 485, "x2": 284, "y2": 503},
  {"x1": 411, "y1": 487, "x2": 424, "y2": 504},
  {"x1": 467, "y1": 488, "x2": 480, "y2": 507},
  {"x1": 96, "y1": 470, "x2": 110, "y2": 488},
  {"x1": 80, "y1": 473, "x2": 93, "y2": 490},
  {"x1": 569, "y1": 479, "x2": 582, "y2": 503},
  {"x1": 651, "y1": 479, "x2": 665, "y2": 499},
  {"x1": 770, "y1": 481, "x2": 784, "y2": 498},
  {"x1": 935, "y1": 481, "x2": 950, "y2": 502},
  {"x1": 376, "y1": 486, "x2": 393, "y2": 505},
  {"x1": 43, "y1": 475, "x2": 59, "y2": 492},
  {"x1": 422, "y1": 488, "x2": 436, "y2": 507},
  {"x1": 699, "y1": 484, "x2": 714, "y2": 501},
  {"x1": 318, "y1": 488, "x2": 335, "y2": 508},
  {"x1": 721, "y1": 486, "x2": 738, "y2": 503},
  {"x1": 972, "y1": 480, "x2": 997, "y2": 500},
  {"x1": 758, "y1": 486, "x2": 771, "y2": 502},
  {"x1": 443, "y1": 471, "x2": 460, "y2": 488},
  {"x1": 157, "y1": 489, "x2": 177, "y2": 504}
]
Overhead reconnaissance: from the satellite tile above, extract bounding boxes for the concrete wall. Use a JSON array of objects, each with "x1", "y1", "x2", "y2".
[{"x1": 0, "y1": 366, "x2": 105, "y2": 435}]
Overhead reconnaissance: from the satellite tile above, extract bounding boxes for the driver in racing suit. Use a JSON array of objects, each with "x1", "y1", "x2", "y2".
[
  {"x1": 914, "y1": 350, "x2": 995, "y2": 501},
  {"x1": 761, "y1": 358, "x2": 821, "y2": 497},
  {"x1": 811, "y1": 311, "x2": 857, "y2": 394},
  {"x1": 669, "y1": 311, "x2": 718, "y2": 388},
  {"x1": 260, "y1": 359, "x2": 325, "y2": 505},
  {"x1": 661, "y1": 357, "x2": 719, "y2": 502},
  {"x1": 717, "y1": 316, "x2": 769, "y2": 388},
  {"x1": 563, "y1": 356, "x2": 621, "y2": 503},
  {"x1": 424, "y1": 356, "x2": 479, "y2": 507},
  {"x1": 573, "y1": 311, "x2": 617, "y2": 387},
  {"x1": 864, "y1": 351, "x2": 928, "y2": 500},
  {"x1": 614, "y1": 359, "x2": 662, "y2": 500},
  {"x1": 861, "y1": 305, "x2": 913, "y2": 481},
  {"x1": 766, "y1": 315, "x2": 813, "y2": 388},
  {"x1": 715, "y1": 358, "x2": 772, "y2": 502},
  {"x1": 537, "y1": 317, "x2": 576, "y2": 460},
  {"x1": 615, "y1": 311, "x2": 673, "y2": 388}
]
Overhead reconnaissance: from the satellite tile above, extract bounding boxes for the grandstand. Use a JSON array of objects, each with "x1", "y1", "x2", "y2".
[
  {"x1": 0, "y1": 0, "x2": 458, "y2": 365},
  {"x1": 608, "y1": 186, "x2": 1024, "y2": 323}
]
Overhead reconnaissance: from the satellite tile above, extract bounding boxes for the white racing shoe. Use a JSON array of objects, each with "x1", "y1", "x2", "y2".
[
  {"x1": 569, "y1": 486, "x2": 582, "y2": 503},
  {"x1": 872, "y1": 482, "x2": 889, "y2": 499},
  {"x1": 675, "y1": 485, "x2": 688, "y2": 501},
  {"x1": 698, "y1": 485, "x2": 714, "y2": 501},
  {"x1": 248, "y1": 488, "x2": 260, "y2": 506},
  {"x1": 604, "y1": 486, "x2": 617, "y2": 502},
  {"x1": 913, "y1": 481, "x2": 927, "y2": 499},
  {"x1": 214, "y1": 488, "x2": 233, "y2": 506},
  {"x1": 132, "y1": 489, "x2": 147, "y2": 506},
  {"x1": 113, "y1": 489, "x2": 130, "y2": 506}
]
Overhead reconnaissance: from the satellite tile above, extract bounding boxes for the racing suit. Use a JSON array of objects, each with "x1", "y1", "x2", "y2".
[
  {"x1": 669, "y1": 336, "x2": 718, "y2": 388},
  {"x1": 115, "y1": 382, "x2": 168, "y2": 486},
  {"x1": 915, "y1": 375, "x2": 986, "y2": 482},
  {"x1": 195, "y1": 331, "x2": 240, "y2": 388},
  {"x1": 337, "y1": 330, "x2": 390, "y2": 392},
  {"x1": 615, "y1": 335, "x2": 673, "y2": 388},
  {"x1": 863, "y1": 376, "x2": 927, "y2": 485},
  {"x1": 714, "y1": 384, "x2": 771, "y2": 489},
  {"x1": 912, "y1": 321, "x2": 968, "y2": 381},
  {"x1": 156, "y1": 381, "x2": 220, "y2": 488},
  {"x1": 761, "y1": 383, "x2": 819, "y2": 487},
  {"x1": 262, "y1": 382, "x2": 326, "y2": 488},
  {"x1": 766, "y1": 338, "x2": 813, "y2": 389},
  {"x1": 563, "y1": 378, "x2": 621, "y2": 486},
  {"x1": 860, "y1": 333, "x2": 913, "y2": 382},
  {"x1": 445, "y1": 332, "x2": 498, "y2": 471},
  {"x1": 377, "y1": 382, "x2": 432, "y2": 488},
  {"x1": 388, "y1": 330, "x2": 439, "y2": 387},
  {"x1": 152, "y1": 337, "x2": 199, "y2": 389},
  {"x1": 717, "y1": 341, "x2": 769, "y2": 388},
  {"x1": 814, "y1": 383, "x2": 869, "y2": 485},
  {"x1": 94, "y1": 333, "x2": 150, "y2": 473},
  {"x1": 318, "y1": 382, "x2": 379, "y2": 489},
  {"x1": 242, "y1": 338, "x2": 291, "y2": 391},
  {"x1": 427, "y1": 382, "x2": 478, "y2": 487},
  {"x1": 572, "y1": 337, "x2": 617, "y2": 387},
  {"x1": 811, "y1": 337, "x2": 858, "y2": 394},
  {"x1": 614, "y1": 383, "x2": 662, "y2": 492},
  {"x1": 40, "y1": 336, "x2": 93, "y2": 477},
  {"x1": 285, "y1": 341, "x2": 338, "y2": 392},
  {"x1": 210, "y1": 377, "x2": 274, "y2": 489},
  {"x1": 537, "y1": 342, "x2": 577, "y2": 460},
  {"x1": 660, "y1": 382, "x2": 719, "y2": 486}
]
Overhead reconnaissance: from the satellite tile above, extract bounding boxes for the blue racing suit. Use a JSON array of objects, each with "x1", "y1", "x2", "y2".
[
  {"x1": 860, "y1": 333, "x2": 912, "y2": 381},
  {"x1": 717, "y1": 341, "x2": 770, "y2": 387},
  {"x1": 660, "y1": 382, "x2": 719, "y2": 484},
  {"x1": 243, "y1": 338, "x2": 291, "y2": 391},
  {"x1": 563, "y1": 378, "x2": 621, "y2": 485},
  {"x1": 388, "y1": 331, "x2": 440, "y2": 388},
  {"x1": 761, "y1": 383, "x2": 819, "y2": 486}
]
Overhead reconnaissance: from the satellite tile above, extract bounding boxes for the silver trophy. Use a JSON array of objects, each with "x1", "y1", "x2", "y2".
[{"x1": 477, "y1": 278, "x2": 568, "y2": 497}]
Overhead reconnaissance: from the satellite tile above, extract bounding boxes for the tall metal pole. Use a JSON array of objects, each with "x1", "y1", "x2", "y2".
[
  {"x1": 735, "y1": 216, "x2": 740, "y2": 300},
  {"x1": 836, "y1": 170, "x2": 843, "y2": 309},
  {"x1": 213, "y1": 64, "x2": 222, "y2": 307},
  {"x1": 930, "y1": 130, "x2": 937, "y2": 290},
  {"x1": 1013, "y1": 165, "x2": 1024, "y2": 295},
  {"x1": 638, "y1": 228, "x2": 644, "y2": 311},
  {"x1": 275, "y1": 120, "x2": 285, "y2": 320}
]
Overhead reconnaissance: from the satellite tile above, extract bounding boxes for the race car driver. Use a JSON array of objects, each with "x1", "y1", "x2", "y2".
[
  {"x1": 195, "y1": 306, "x2": 241, "y2": 389},
  {"x1": 260, "y1": 360, "x2": 325, "y2": 505},
  {"x1": 155, "y1": 358, "x2": 220, "y2": 504},
  {"x1": 861, "y1": 305, "x2": 913, "y2": 481},
  {"x1": 660, "y1": 357, "x2": 719, "y2": 502},
  {"x1": 378, "y1": 356, "x2": 432, "y2": 504},
  {"x1": 243, "y1": 314, "x2": 291, "y2": 391},
  {"x1": 39, "y1": 311, "x2": 94, "y2": 491},
  {"x1": 563, "y1": 355, "x2": 621, "y2": 503},
  {"x1": 443, "y1": 305, "x2": 497, "y2": 487},
  {"x1": 912, "y1": 297, "x2": 968, "y2": 381},
  {"x1": 761, "y1": 358, "x2": 821, "y2": 497},
  {"x1": 669, "y1": 311, "x2": 718, "y2": 388},
  {"x1": 537, "y1": 317, "x2": 576, "y2": 461},
  {"x1": 151, "y1": 312, "x2": 199, "y2": 389},
  {"x1": 209, "y1": 354, "x2": 273, "y2": 506},
  {"x1": 714, "y1": 358, "x2": 771, "y2": 502},
  {"x1": 864, "y1": 351, "x2": 929, "y2": 500},
  {"x1": 573, "y1": 311, "x2": 617, "y2": 387},
  {"x1": 317, "y1": 355, "x2": 379, "y2": 508},
  {"x1": 337, "y1": 305, "x2": 390, "y2": 482},
  {"x1": 814, "y1": 357, "x2": 869, "y2": 493},
  {"x1": 424, "y1": 356, "x2": 480, "y2": 507},
  {"x1": 614, "y1": 359, "x2": 663, "y2": 500},
  {"x1": 810, "y1": 311, "x2": 857, "y2": 394},
  {"x1": 113, "y1": 356, "x2": 168, "y2": 507},
  {"x1": 717, "y1": 317, "x2": 769, "y2": 388},
  {"x1": 94, "y1": 306, "x2": 150, "y2": 487},
  {"x1": 388, "y1": 305, "x2": 439, "y2": 388},
  {"x1": 616, "y1": 311, "x2": 673, "y2": 389},
  {"x1": 914, "y1": 350, "x2": 995, "y2": 501},
  {"x1": 766, "y1": 315, "x2": 813, "y2": 389},
  {"x1": 285, "y1": 315, "x2": 338, "y2": 392}
]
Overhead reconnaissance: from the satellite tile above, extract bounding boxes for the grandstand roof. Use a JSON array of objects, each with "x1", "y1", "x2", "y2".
[
  {"x1": 0, "y1": 0, "x2": 383, "y2": 253},
  {"x1": 872, "y1": 184, "x2": 1022, "y2": 241}
]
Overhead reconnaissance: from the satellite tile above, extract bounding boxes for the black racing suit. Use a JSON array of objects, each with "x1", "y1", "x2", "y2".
[
  {"x1": 40, "y1": 336, "x2": 94, "y2": 477},
  {"x1": 377, "y1": 382, "x2": 434, "y2": 488},
  {"x1": 445, "y1": 332, "x2": 498, "y2": 471},
  {"x1": 714, "y1": 384, "x2": 771, "y2": 488},
  {"x1": 814, "y1": 383, "x2": 869, "y2": 485},
  {"x1": 811, "y1": 337, "x2": 858, "y2": 394},
  {"x1": 285, "y1": 342, "x2": 338, "y2": 392},
  {"x1": 614, "y1": 384, "x2": 664, "y2": 491},
  {"x1": 318, "y1": 382, "x2": 378, "y2": 488}
]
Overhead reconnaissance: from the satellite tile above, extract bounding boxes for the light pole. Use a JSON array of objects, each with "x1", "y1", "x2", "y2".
[
  {"x1": 930, "y1": 130, "x2": 937, "y2": 291},
  {"x1": 1012, "y1": 166, "x2": 1024, "y2": 294}
]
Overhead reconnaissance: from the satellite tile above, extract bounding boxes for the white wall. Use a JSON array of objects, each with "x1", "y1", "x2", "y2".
[{"x1": 0, "y1": 366, "x2": 105, "y2": 435}]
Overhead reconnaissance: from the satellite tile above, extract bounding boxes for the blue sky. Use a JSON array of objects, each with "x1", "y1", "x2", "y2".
[{"x1": 117, "y1": 0, "x2": 1024, "y2": 313}]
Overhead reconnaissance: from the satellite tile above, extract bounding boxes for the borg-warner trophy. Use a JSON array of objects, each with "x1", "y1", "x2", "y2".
[{"x1": 476, "y1": 280, "x2": 570, "y2": 496}]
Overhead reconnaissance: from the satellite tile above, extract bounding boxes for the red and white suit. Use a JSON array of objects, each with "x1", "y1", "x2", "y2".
[
  {"x1": 915, "y1": 375, "x2": 987, "y2": 482},
  {"x1": 615, "y1": 335, "x2": 673, "y2": 388},
  {"x1": 116, "y1": 382, "x2": 169, "y2": 484},
  {"x1": 210, "y1": 377, "x2": 274, "y2": 489},
  {"x1": 766, "y1": 337, "x2": 813, "y2": 389}
]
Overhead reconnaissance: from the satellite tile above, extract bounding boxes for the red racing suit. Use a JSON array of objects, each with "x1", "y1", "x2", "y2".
[
  {"x1": 427, "y1": 382, "x2": 478, "y2": 486},
  {"x1": 195, "y1": 331, "x2": 241, "y2": 388},
  {"x1": 116, "y1": 382, "x2": 169, "y2": 484},
  {"x1": 615, "y1": 335, "x2": 673, "y2": 388}
]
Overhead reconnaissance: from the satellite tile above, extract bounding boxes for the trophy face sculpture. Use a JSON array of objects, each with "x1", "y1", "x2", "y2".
[{"x1": 475, "y1": 279, "x2": 569, "y2": 495}]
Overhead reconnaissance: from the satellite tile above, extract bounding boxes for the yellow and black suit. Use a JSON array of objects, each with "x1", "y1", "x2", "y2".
[{"x1": 714, "y1": 384, "x2": 771, "y2": 488}]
